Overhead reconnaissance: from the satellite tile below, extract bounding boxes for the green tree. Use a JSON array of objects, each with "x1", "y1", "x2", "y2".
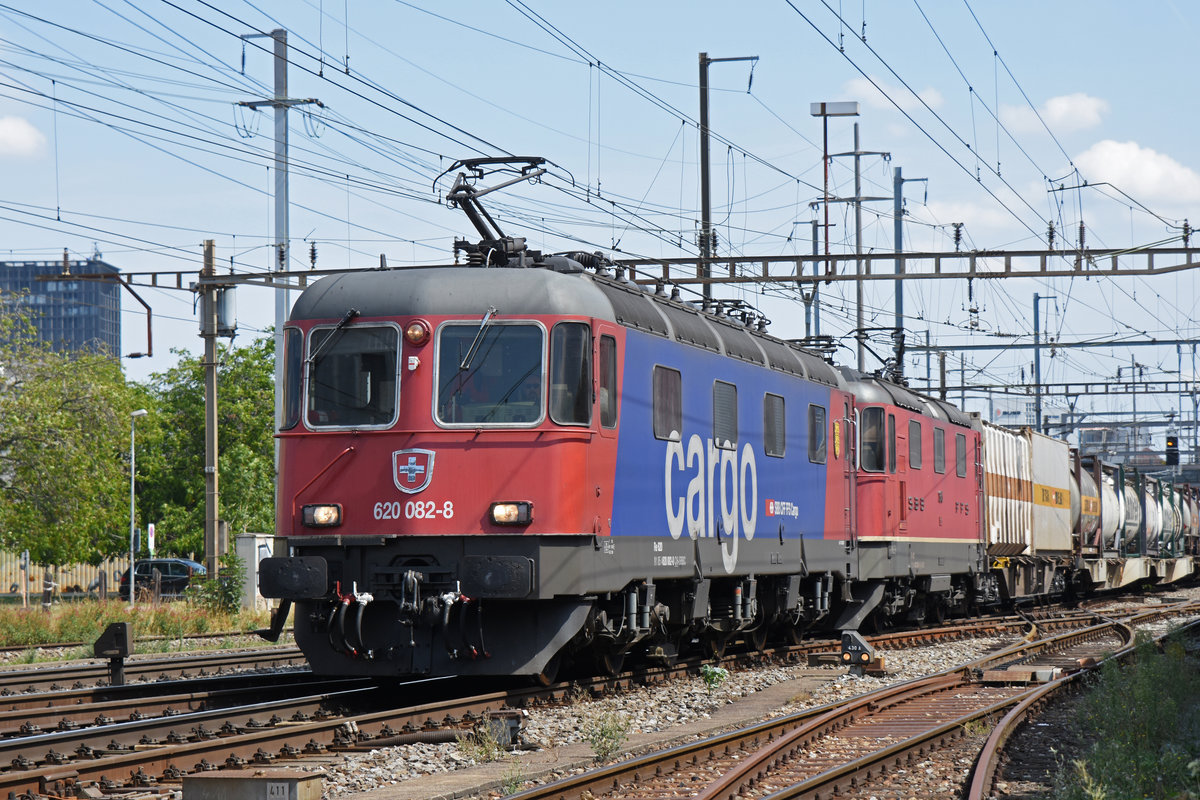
[
  {"x1": 138, "y1": 335, "x2": 274, "y2": 556},
  {"x1": 0, "y1": 293, "x2": 142, "y2": 565}
]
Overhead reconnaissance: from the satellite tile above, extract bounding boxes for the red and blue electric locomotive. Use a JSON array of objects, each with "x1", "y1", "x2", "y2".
[{"x1": 258, "y1": 160, "x2": 1195, "y2": 680}]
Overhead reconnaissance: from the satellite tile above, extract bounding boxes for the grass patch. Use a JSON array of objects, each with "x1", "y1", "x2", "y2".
[
  {"x1": 1051, "y1": 630, "x2": 1200, "y2": 799},
  {"x1": 500, "y1": 756, "x2": 527, "y2": 795},
  {"x1": 581, "y1": 709, "x2": 631, "y2": 762},
  {"x1": 455, "y1": 719, "x2": 509, "y2": 763},
  {"x1": 961, "y1": 715, "x2": 993, "y2": 737},
  {"x1": 0, "y1": 598, "x2": 270, "y2": 654}
]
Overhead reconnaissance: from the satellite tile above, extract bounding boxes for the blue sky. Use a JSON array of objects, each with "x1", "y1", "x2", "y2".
[{"x1": 1, "y1": 1, "x2": 1197, "y2": 435}]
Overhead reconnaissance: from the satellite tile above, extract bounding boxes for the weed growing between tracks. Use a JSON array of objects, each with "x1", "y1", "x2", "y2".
[
  {"x1": 0, "y1": 599, "x2": 269, "y2": 654},
  {"x1": 581, "y1": 710, "x2": 631, "y2": 762},
  {"x1": 1052, "y1": 629, "x2": 1200, "y2": 799}
]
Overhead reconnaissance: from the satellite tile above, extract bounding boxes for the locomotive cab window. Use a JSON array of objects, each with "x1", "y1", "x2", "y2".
[
  {"x1": 887, "y1": 413, "x2": 897, "y2": 473},
  {"x1": 933, "y1": 427, "x2": 946, "y2": 474},
  {"x1": 808, "y1": 404, "x2": 827, "y2": 464},
  {"x1": 764, "y1": 393, "x2": 785, "y2": 457},
  {"x1": 909, "y1": 419, "x2": 922, "y2": 470},
  {"x1": 549, "y1": 322, "x2": 591, "y2": 426},
  {"x1": 436, "y1": 322, "x2": 544, "y2": 426},
  {"x1": 653, "y1": 366, "x2": 682, "y2": 440},
  {"x1": 860, "y1": 406, "x2": 885, "y2": 472},
  {"x1": 599, "y1": 335, "x2": 618, "y2": 428},
  {"x1": 955, "y1": 432, "x2": 967, "y2": 477},
  {"x1": 307, "y1": 324, "x2": 399, "y2": 428},
  {"x1": 282, "y1": 326, "x2": 302, "y2": 430},
  {"x1": 713, "y1": 381, "x2": 738, "y2": 450}
]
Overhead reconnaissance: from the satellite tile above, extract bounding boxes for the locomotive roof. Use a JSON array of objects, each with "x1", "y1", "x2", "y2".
[
  {"x1": 289, "y1": 266, "x2": 617, "y2": 321},
  {"x1": 290, "y1": 264, "x2": 845, "y2": 387},
  {"x1": 841, "y1": 372, "x2": 974, "y2": 428}
]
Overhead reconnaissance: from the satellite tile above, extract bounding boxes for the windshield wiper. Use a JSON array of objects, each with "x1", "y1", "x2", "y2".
[
  {"x1": 307, "y1": 308, "x2": 360, "y2": 366},
  {"x1": 459, "y1": 306, "x2": 497, "y2": 370}
]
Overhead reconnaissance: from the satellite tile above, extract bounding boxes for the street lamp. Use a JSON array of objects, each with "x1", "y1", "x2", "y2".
[
  {"x1": 809, "y1": 102, "x2": 859, "y2": 355},
  {"x1": 810, "y1": 101, "x2": 860, "y2": 266},
  {"x1": 129, "y1": 409, "x2": 148, "y2": 607}
]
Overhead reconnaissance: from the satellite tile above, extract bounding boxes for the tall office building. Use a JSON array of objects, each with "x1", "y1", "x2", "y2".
[{"x1": 0, "y1": 257, "x2": 121, "y2": 355}]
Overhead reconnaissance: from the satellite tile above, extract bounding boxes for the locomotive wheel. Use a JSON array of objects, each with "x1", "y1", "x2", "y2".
[
  {"x1": 702, "y1": 632, "x2": 729, "y2": 659},
  {"x1": 596, "y1": 647, "x2": 626, "y2": 676},
  {"x1": 533, "y1": 653, "x2": 561, "y2": 686},
  {"x1": 745, "y1": 624, "x2": 769, "y2": 651},
  {"x1": 925, "y1": 596, "x2": 947, "y2": 625},
  {"x1": 781, "y1": 624, "x2": 804, "y2": 646}
]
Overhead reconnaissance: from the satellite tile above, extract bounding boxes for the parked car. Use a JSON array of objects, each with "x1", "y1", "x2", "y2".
[{"x1": 118, "y1": 558, "x2": 206, "y2": 597}]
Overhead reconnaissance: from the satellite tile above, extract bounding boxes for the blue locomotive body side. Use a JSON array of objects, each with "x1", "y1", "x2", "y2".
[{"x1": 609, "y1": 329, "x2": 834, "y2": 559}]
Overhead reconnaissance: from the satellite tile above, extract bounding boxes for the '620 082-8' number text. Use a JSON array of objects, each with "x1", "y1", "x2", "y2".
[{"x1": 373, "y1": 500, "x2": 454, "y2": 520}]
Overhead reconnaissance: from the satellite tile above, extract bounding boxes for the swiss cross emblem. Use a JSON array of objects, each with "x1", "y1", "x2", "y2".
[{"x1": 392, "y1": 449, "x2": 435, "y2": 494}]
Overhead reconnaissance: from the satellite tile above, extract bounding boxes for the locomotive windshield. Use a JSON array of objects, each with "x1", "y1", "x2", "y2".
[
  {"x1": 436, "y1": 322, "x2": 544, "y2": 425},
  {"x1": 306, "y1": 325, "x2": 399, "y2": 427}
]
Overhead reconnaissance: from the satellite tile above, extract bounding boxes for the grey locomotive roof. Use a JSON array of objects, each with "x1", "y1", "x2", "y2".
[
  {"x1": 840, "y1": 372, "x2": 973, "y2": 428},
  {"x1": 289, "y1": 264, "x2": 847, "y2": 389},
  {"x1": 290, "y1": 266, "x2": 617, "y2": 321}
]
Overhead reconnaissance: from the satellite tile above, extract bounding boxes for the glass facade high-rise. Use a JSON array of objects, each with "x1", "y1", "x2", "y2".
[{"x1": 0, "y1": 258, "x2": 121, "y2": 355}]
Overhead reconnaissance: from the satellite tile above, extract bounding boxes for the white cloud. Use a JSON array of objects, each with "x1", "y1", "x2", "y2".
[
  {"x1": 1074, "y1": 139, "x2": 1200, "y2": 203},
  {"x1": 0, "y1": 116, "x2": 45, "y2": 157},
  {"x1": 843, "y1": 76, "x2": 944, "y2": 114},
  {"x1": 1001, "y1": 93, "x2": 1109, "y2": 134}
]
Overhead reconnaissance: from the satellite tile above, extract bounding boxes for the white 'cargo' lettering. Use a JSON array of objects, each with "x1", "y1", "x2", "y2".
[{"x1": 665, "y1": 434, "x2": 759, "y2": 573}]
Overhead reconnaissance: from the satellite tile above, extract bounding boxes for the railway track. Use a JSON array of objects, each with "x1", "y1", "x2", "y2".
[
  {"x1": 0, "y1": 645, "x2": 306, "y2": 694},
  {"x1": 0, "y1": 601, "x2": 1187, "y2": 800},
  {"x1": 502, "y1": 601, "x2": 1199, "y2": 800}
]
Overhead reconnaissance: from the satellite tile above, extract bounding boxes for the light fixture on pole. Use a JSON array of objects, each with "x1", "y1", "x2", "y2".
[
  {"x1": 699, "y1": 51, "x2": 758, "y2": 303},
  {"x1": 809, "y1": 101, "x2": 859, "y2": 276},
  {"x1": 129, "y1": 408, "x2": 148, "y2": 608},
  {"x1": 809, "y1": 102, "x2": 859, "y2": 360}
]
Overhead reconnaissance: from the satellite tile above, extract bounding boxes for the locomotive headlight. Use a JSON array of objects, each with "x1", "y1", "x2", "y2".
[
  {"x1": 490, "y1": 501, "x2": 533, "y2": 526},
  {"x1": 404, "y1": 320, "x2": 430, "y2": 346},
  {"x1": 302, "y1": 504, "x2": 343, "y2": 527}
]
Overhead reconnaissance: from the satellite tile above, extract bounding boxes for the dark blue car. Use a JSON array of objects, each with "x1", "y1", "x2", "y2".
[{"x1": 119, "y1": 558, "x2": 206, "y2": 598}]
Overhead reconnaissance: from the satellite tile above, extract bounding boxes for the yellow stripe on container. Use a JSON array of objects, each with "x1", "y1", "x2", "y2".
[{"x1": 1033, "y1": 483, "x2": 1069, "y2": 509}]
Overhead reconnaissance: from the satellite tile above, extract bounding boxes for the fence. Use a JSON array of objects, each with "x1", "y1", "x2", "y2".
[{"x1": 0, "y1": 553, "x2": 130, "y2": 599}]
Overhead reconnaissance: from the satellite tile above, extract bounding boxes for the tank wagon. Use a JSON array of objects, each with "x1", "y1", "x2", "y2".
[{"x1": 258, "y1": 160, "x2": 1196, "y2": 680}]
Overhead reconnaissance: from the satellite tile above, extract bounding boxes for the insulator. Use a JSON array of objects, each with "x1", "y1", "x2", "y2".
[{"x1": 309, "y1": 242, "x2": 318, "y2": 269}]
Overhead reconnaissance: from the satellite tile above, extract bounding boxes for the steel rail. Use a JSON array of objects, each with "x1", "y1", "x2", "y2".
[
  {"x1": 0, "y1": 669, "x2": 327, "y2": 713},
  {"x1": 0, "y1": 677, "x2": 370, "y2": 736},
  {"x1": 0, "y1": 603, "x2": 1168, "y2": 797},
  {"x1": 504, "y1": 605, "x2": 1196, "y2": 800},
  {"x1": 0, "y1": 646, "x2": 306, "y2": 694},
  {"x1": 967, "y1": 615, "x2": 1200, "y2": 800}
]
